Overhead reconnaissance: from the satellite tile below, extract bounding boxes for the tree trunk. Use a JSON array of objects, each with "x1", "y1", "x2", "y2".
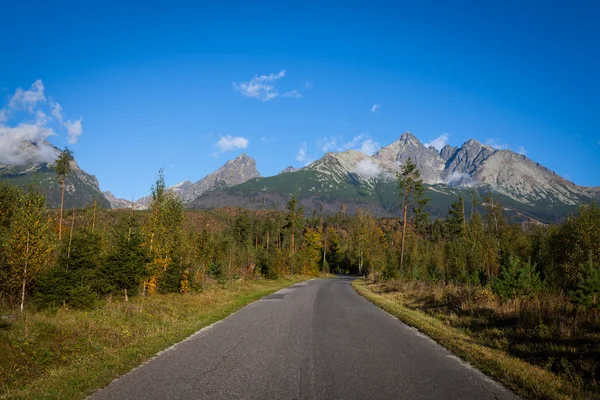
[
  {"x1": 20, "y1": 232, "x2": 30, "y2": 313},
  {"x1": 359, "y1": 248, "x2": 363, "y2": 275},
  {"x1": 400, "y1": 187, "x2": 409, "y2": 272},
  {"x1": 461, "y1": 199, "x2": 467, "y2": 239},
  {"x1": 266, "y1": 231, "x2": 270, "y2": 252},
  {"x1": 323, "y1": 229, "x2": 327, "y2": 270},
  {"x1": 67, "y1": 207, "x2": 75, "y2": 259},
  {"x1": 124, "y1": 288, "x2": 129, "y2": 302},
  {"x1": 59, "y1": 181, "x2": 65, "y2": 240},
  {"x1": 92, "y1": 200, "x2": 97, "y2": 231}
]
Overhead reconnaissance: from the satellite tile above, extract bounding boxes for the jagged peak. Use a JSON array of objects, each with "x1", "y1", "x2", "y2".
[
  {"x1": 461, "y1": 138, "x2": 493, "y2": 152},
  {"x1": 222, "y1": 153, "x2": 256, "y2": 167},
  {"x1": 400, "y1": 131, "x2": 418, "y2": 141}
]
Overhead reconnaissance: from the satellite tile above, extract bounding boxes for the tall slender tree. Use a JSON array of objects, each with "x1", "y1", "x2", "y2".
[
  {"x1": 284, "y1": 195, "x2": 304, "y2": 255},
  {"x1": 55, "y1": 147, "x2": 73, "y2": 240},
  {"x1": 447, "y1": 196, "x2": 467, "y2": 238},
  {"x1": 397, "y1": 157, "x2": 426, "y2": 272}
]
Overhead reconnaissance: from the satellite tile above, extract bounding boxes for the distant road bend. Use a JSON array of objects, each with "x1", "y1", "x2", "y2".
[{"x1": 91, "y1": 277, "x2": 520, "y2": 400}]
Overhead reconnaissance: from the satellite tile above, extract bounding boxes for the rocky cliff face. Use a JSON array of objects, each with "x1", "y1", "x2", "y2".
[
  {"x1": 176, "y1": 154, "x2": 260, "y2": 203},
  {"x1": 373, "y1": 132, "x2": 445, "y2": 184}
]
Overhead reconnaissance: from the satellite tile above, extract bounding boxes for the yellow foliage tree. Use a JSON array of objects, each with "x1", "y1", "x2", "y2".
[{"x1": 5, "y1": 188, "x2": 54, "y2": 312}]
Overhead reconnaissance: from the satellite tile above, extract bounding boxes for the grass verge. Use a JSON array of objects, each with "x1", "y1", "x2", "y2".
[
  {"x1": 0, "y1": 276, "x2": 308, "y2": 400},
  {"x1": 352, "y1": 279, "x2": 598, "y2": 400}
]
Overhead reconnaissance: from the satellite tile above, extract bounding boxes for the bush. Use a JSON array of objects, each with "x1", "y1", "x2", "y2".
[
  {"x1": 493, "y1": 255, "x2": 542, "y2": 300},
  {"x1": 570, "y1": 253, "x2": 600, "y2": 311}
]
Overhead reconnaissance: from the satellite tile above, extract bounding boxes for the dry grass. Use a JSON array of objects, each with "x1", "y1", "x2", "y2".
[
  {"x1": 0, "y1": 276, "x2": 307, "y2": 400},
  {"x1": 353, "y1": 279, "x2": 600, "y2": 400}
]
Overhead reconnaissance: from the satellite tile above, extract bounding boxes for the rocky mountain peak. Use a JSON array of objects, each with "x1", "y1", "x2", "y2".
[
  {"x1": 373, "y1": 132, "x2": 444, "y2": 184},
  {"x1": 399, "y1": 131, "x2": 420, "y2": 144},
  {"x1": 440, "y1": 144, "x2": 458, "y2": 162},
  {"x1": 279, "y1": 166, "x2": 298, "y2": 174}
]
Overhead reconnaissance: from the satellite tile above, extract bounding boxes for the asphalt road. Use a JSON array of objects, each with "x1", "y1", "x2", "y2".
[{"x1": 91, "y1": 277, "x2": 520, "y2": 400}]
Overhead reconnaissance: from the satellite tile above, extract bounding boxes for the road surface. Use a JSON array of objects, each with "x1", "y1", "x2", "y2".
[{"x1": 91, "y1": 277, "x2": 520, "y2": 399}]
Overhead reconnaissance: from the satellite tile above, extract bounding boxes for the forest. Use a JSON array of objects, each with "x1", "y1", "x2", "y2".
[{"x1": 0, "y1": 156, "x2": 599, "y2": 398}]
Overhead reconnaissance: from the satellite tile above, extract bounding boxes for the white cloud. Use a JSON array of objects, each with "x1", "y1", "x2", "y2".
[
  {"x1": 486, "y1": 138, "x2": 509, "y2": 150},
  {"x1": 517, "y1": 146, "x2": 527, "y2": 155},
  {"x1": 233, "y1": 69, "x2": 301, "y2": 102},
  {"x1": 359, "y1": 138, "x2": 380, "y2": 155},
  {"x1": 342, "y1": 134, "x2": 380, "y2": 155},
  {"x1": 316, "y1": 133, "x2": 381, "y2": 156},
  {"x1": 0, "y1": 80, "x2": 84, "y2": 164},
  {"x1": 445, "y1": 171, "x2": 474, "y2": 187},
  {"x1": 8, "y1": 79, "x2": 45, "y2": 111},
  {"x1": 354, "y1": 159, "x2": 380, "y2": 178},
  {"x1": 317, "y1": 137, "x2": 338, "y2": 152},
  {"x1": 296, "y1": 142, "x2": 312, "y2": 165},
  {"x1": 424, "y1": 133, "x2": 449, "y2": 151},
  {"x1": 50, "y1": 101, "x2": 84, "y2": 144},
  {"x1": 283, "y1": 90, "x2": 302, "y2": 98},
  {"x1": 0, "y1": 123, "x2": 58, "y2": 165},
  {"x1": 66, "y1": 118, "x2": 83, "y2": 144},
  {"x1": 216, "y1": 135, "x2": 248, "y2": 152},
  {"x1": 371, "y1": 104, "x2": 380, "y2": 113},
  {"x1": 52, "y1": 102, "x2": 63, "y2": 121}
]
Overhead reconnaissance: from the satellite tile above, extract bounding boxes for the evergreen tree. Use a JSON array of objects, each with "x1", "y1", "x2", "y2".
[
  {"x1": 446, "y1": 196, "x2": 466, "y2": 238},
  {"x1": 397, "y1": 156, "x2": 426, "y2": 272},
  {"x1": 54, "y1": 147, "x2": 73, "y2": 240},
  {"x1": 103, "y1": 216, "x2": 149, "y2": 298},
  {"x1": 570, "y1": 253, "x2": 600, "y2": 312},
  {"x1": 36, "y1": 229, "x2": 103, "y2": 309},
  {"x1": 284, "y1": 195, "x2": 304, "y2": 261},
  {"x1": 493, "y1": 255, "x2": 542, "y2": 300}
]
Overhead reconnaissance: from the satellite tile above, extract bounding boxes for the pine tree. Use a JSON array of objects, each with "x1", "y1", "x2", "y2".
[
  {"x1": 397, "y1": 157, "x2": 426, "y2": 272},
  {"x1": 570, "y1": 253, "x2": 600, "y2": 312},
  {"x1": 103, "y1": 215, "x2": 149, "y2": 298},
  {"x1": 493, "y1": 255, "x2": 542, "y2": 300},
  {"x1": 284, "y1": 195, "x2": 304, "y2": 260},
  {"x1": 54, "y1": 147, "x2": 73, "y2": 240},
  {"x1": 447, "y1": 196, "x2": 466, "y2": 238}
]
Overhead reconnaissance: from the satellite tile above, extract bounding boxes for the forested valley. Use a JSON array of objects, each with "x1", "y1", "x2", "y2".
[{"x1": 0, "y1": 157, "x2": 599, "y2": 399}]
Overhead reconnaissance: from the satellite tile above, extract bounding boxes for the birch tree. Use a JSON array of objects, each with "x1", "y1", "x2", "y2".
[{"x1": 5, "y1": 187, "x2": 53, "y2": 312}]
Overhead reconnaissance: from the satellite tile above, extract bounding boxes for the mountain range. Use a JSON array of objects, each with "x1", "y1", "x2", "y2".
[{"x1": 1, "y1": 134, "x2": 597, "y2": 222}]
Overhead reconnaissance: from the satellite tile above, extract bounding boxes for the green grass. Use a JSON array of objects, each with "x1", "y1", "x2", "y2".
[
  {"x1": 0, "y1": 276, "x2": 308, "y2": 400},
  {"x1": 353, "y1": 279, "x2": 599, "y2": 400}
]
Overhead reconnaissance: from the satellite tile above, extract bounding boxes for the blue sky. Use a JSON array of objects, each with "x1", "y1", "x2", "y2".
[{"x1": 1, "y1": 0, "x2": 598, "y2": 199}]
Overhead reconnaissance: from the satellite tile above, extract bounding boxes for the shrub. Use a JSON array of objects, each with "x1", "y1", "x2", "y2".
[
  {"x1": 570, "y1": 253, "x2": 600, "y2": 311},
  {"x1": 493, "y1": 255, "x2": 542, "y2": 300}
]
